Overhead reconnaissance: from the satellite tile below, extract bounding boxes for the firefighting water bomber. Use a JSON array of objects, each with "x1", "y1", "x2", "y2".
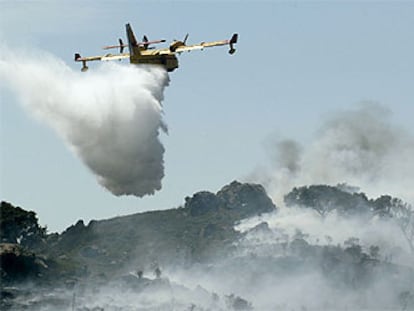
[{"x1": 75, "y1": 23, "x2": 238, "y2": 72}]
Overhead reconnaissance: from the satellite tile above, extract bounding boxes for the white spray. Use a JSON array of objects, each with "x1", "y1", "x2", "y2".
[{"x1": 0, "y1": 48, "x2": 169, "y2": 196}]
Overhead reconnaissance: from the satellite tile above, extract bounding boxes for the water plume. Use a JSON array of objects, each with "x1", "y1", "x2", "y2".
[{"x1": 0, "y1": 47, "x2": 169, "y2": 196}]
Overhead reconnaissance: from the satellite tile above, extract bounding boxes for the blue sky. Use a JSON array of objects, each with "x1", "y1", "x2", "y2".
[{"x1": 1, "y1": 1, "x2": 413, "y2": 232}]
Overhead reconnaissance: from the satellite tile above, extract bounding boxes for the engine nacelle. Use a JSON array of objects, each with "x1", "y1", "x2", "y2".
[{"x1": 169, "y1": 41, "x2": 184, "y2": 52}]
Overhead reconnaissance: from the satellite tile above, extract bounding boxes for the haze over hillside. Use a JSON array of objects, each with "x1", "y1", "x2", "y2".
[{"x1": 1, "y1": 181, "x2": 413, "y2": 310}]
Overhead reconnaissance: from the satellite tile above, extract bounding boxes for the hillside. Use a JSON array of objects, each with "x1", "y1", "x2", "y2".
[
  {"x1": 2, "y1": 181, "x2": 414, "y2": 310},
  {"x1": 1, "y1": 181, "x2": 276, "y2": 283}
]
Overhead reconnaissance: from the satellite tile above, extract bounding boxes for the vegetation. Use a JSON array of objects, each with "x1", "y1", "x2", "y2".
[
  {"x1": 0, "y1": 201, "x2": 47, "y2": 248},
  {"x1": 1, "y1": 181, "x2": 276, "y2": 283},
  {"x1": 284, "y1": 185, "x2": 370, "y2": 217},
  {"x1": 1, "y1": 181, "x2": 414, "y2": 310},
  {"x1": 284, "y1": 184, "x2": 414, "y2": 252}
]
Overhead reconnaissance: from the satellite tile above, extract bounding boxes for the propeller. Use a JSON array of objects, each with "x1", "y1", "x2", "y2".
[
  {"x1": 183, "y1": 33, "x2": 189, "y2": 45},
  {"x1": 119, "y1": 38, "x2": 124, "y2": 53},
  {"x1": 142, "y1": 35, "x2": 149, "y2": 49}
]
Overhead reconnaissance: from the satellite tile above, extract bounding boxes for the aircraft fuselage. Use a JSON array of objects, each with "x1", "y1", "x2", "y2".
[{"x1": 130, "y1": 53, "x2": 179, "y2": 72}]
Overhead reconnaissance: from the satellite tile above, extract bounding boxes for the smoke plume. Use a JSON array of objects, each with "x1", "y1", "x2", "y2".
[
  {"x1": 0, "y1": 48, "x2": 169, "y2": 196},
  {"x1": 252, "y1": 103, "x2": 414, "y2": 205}
]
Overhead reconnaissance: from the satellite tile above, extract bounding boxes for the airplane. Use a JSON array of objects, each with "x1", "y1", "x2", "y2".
[{"x1": 75, "y1": 23, "x2": 238, "y2": 72}]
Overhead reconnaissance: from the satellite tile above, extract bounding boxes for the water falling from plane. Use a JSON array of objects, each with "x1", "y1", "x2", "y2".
[{"x1": 0, "y1": 47, "x2": 169, "y2": 196}]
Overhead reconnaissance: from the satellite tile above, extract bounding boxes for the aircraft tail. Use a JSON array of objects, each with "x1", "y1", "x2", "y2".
[
  {"x1": 126, "y1": 23, "x2": 141, "y2": 57},
  {"x1": 229, "y1": 33, "x2": 238, "y2": 55}
]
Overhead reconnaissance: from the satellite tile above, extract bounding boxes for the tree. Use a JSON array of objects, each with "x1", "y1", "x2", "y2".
[
  {"x1": 399, "y1": 291, "x2": 414, "y2": 311},
  {"x1": 389, "y1": 199, "x2": 414, "y2": 253},
  {"x1": 369, "y1": 245, "x2": 380, "y2": 260},
  {"x1": 0, "y1": 201, "x2": 46, "y2": 249},
  {"x1": 225, "y1": 294, "x2": 253, "y2": 310},
  {"x1": 374, "y1": 196, "x2": 414, "y2": 253},
  {"x1": 284, "y1": 185, "x2": 370, "y2": 217},
  {"x1": 154, "y1": 267, "x2": 161, "y2": 279}
]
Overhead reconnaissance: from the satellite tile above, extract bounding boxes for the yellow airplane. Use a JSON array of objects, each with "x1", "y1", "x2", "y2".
[{"x1": 75, "y1": 23, "x2": 238, "y2": 72}]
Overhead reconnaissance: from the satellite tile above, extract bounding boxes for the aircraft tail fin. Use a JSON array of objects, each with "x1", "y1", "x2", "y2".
[
  {"x1": 229, "y1": 33, "x2": 238, "y2": 55},
  {"x1": 126, "y1": 23, "x2": 141, "y2": 57}
]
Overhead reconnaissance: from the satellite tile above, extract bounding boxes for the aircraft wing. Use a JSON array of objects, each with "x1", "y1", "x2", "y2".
[
  {"x1": 75, "y1": 53, "x2": 129, "y2": 62},
  {"x1": 174, "y1": 45, "x2": 205, "y2": 53},
  {"x1": 174, "y1": 33, "x2": 238, "y2": 54},
  {"x1": 101, "y1": 53, "x2": 130, "y2": 61},
  {"x1": 74, "y1": 53, "x2": 130, "y2": 71}
]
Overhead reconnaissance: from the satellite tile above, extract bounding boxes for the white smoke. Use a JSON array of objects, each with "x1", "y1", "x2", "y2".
[
  {"x1": 223, "y1": 102, "x2": 414, "y2": 310},
  {"x1": 0, "y1": 48, "x2": 169, "y2": 196},
  {"x1": 252, "y1": 103, "x2": 414, "y2": 206}
]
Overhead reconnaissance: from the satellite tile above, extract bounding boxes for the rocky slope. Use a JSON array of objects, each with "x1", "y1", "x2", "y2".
[
  {"x1": 1, "y1": 180, "x2": 276, "y2": 284},
  {"x1": 2, "y1": 181, "x2": 414, "y2": 310}
]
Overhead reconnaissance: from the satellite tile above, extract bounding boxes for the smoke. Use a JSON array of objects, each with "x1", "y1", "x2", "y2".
[
  {"x1": 0, "y1": 47, "x2": 169, "y2": 196},
  {"x1": 252, "y1": 102, "x2": 414, "y2": 206},
  {"x1": 220, "y1": 102, "x2": 414, "y2": 308},
  {"x1": 166, "y1": 204, "x2": 413, "y2": 310}
]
